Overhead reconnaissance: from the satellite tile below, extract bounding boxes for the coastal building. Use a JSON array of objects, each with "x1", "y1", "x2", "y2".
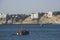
[
  {"x1": 30, "y1": 13, "x2": 34, "y2": 19},
  {"x1": 0, "y1": 13, "x2": 2, "y2": 18},
  {"x1": 45, "y1": 11, "x2": 53, "y2": 18},
  {"x1": 30, "y1": 12, "x2": 39, "y2": 19},
  {"x1": 30, "y1": 12, "x2": 40, "y2": 24},
  {"x1": 0, "y1": 13, "x2": 6, "y2": 24},
  {"x1": 0, "y1": 13, "x2": 6, "y2": 18}
]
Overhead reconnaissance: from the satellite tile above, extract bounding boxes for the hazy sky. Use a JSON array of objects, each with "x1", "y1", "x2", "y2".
[{"x1": 0, "y1": 0, "x2": 60, "y2": 14}]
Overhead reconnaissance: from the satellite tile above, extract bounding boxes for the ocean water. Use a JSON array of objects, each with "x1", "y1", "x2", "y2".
[{"x1": 0, "y1": 24, "x2": 60, "y2": 40}]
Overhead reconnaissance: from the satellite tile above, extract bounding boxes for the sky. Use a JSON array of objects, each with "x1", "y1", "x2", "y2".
[{"x1": 0, "y1": 0, "x2": 60, "y2": 14}]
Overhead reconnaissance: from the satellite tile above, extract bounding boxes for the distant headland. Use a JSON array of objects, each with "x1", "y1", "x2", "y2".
[{"x1": 0, "y1": 11, "x2": 60, "y2": 24}]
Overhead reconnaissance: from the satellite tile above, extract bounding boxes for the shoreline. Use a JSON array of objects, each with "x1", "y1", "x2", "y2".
[{"x1": 0, "y1": 23, "x2": 60, "y2": 25}]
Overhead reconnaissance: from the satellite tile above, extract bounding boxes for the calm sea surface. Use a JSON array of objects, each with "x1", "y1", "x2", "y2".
[{"x1": 0, "y1": 24, "x2": 60, "y2": 40}]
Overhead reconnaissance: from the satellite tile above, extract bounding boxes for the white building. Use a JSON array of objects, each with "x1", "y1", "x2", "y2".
[
  {"x1": 0, "y1": 13, "x2": 6, "y2": 18},
  {"x1": 0, "y1": 13, "x2": 6, "y2": 21},
  {"x1": 31, "y1": 13, "x2": 34, "y2": 19},
  {"x1": 0, "y1": 13, "x2": 2, "y2": 18},
  {"x1": 31, "y1": 12, "x2": 39, "y2": 19},
  {"x1": 0, "y1": 13, "x2": 7, "y2": 24},
  {"x1": 45, "y1": 11, "x2": 53, "y2": 18}
]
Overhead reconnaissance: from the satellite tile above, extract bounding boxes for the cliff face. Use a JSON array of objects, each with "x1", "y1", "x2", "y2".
[
  {"x1": 20, "y1": 15, "x2": 60, "y2": 24},
  {"x1": 22, "y1": 16, "x2": 33, "y2": 24},
  {"x1": 22, "y1": 16, "x2": 38, "y2": 24},
  {"x1": 39, "y1": 15, "x2": 60, "y2": 24},
  {"x1": 39, "y1": 16, "x2": 55, "y2": 24}
]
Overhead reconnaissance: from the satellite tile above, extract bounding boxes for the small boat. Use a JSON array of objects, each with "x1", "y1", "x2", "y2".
[{"x1": 17, "y1": 30, "x2": 29, "y2": 36}]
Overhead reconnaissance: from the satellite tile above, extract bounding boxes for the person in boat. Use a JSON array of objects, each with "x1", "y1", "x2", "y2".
[{"x1": 17, "y1": 30, "x2": 29, "y2": 35}]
